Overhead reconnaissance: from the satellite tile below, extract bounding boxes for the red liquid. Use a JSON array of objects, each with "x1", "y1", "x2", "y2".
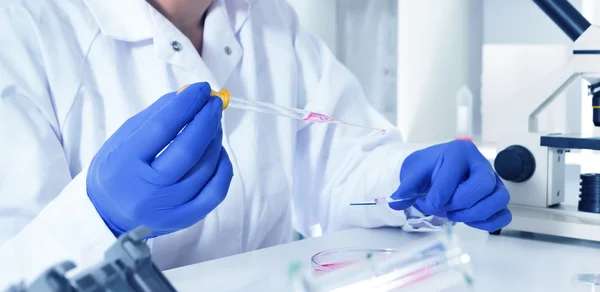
[
  {"x1": 303, "y1": 112, "x2": 334, "y2": 123},
  {"x1": 314, "y1": 261, "x2": 357, "y2": 273}
]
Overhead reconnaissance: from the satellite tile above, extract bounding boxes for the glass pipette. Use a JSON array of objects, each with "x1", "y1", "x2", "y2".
[
  {"x1": 349, "y1": 193, "x2": 426, "y2": 206},
  {"x1": 206, "y1": 88, "x2": 386, "y2": 134}
]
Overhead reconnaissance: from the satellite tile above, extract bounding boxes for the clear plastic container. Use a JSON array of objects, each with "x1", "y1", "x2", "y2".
[
  {"x1": 311, "y1": 248, "x2": 398, "y2": 273},
  {"x1": 292, "y1": 227, "x2": 474, "y2": 291}
]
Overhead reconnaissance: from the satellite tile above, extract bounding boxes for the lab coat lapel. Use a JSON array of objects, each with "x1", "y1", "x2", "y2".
[
  {"x1": 147, "y1": 7, "x2": 206, "y2": 74},
  {"x1": 201, "y1": 1, "x2": 243, "y2": 88},
  {"x1": 87, "y1": 0, "x2": 244, "y2": 89},
  {"x1": 82, "y1": 0, "x2": 154, "y2": 42}
]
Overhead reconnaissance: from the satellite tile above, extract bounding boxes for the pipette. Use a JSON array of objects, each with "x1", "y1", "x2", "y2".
[
  {"x1": 349, "y1": 193, "x2": 426, "y2": 206},
  {"x1": 180, "y1": 86, "x2": 386, "y2": 134}
]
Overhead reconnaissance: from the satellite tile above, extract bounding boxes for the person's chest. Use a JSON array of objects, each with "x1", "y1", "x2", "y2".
[
  {"x1": 46, "y1": 10, "x2": 300, "y2": 250},
  {"x1": 57, "y1": 12, "x2": 294, "y2": 165}
]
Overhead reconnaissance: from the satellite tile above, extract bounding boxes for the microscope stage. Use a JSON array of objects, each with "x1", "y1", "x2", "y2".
[
  {"x1": 540, "y1": 134, "x2": 600, "y2": 151},
  {"x1": 504, "y1": 204, "x2": 600, "y2": 242}
]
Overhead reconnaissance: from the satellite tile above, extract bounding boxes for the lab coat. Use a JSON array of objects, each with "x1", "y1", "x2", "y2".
[{"x1": 0, "y1": 0, "x2": 444, "y2": 285}]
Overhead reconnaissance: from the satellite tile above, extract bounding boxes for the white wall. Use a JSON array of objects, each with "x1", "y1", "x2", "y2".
[
  {"x1": 484, "y1": 0, "x2": 582, "y2": 44},
  {"x1": 481, "y1": 45, "x2": 572, "y2": 142},
  {"x1": 396, "y1": 0, "x2": 483, "y2": 143},
  {"x1": 481, "y1": 0, "x2": 583, "y2": 143}
]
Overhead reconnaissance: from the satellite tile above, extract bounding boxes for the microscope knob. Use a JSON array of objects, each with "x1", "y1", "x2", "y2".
[{"x1": 494, "y1": 145, "x2": 536, "y2": 183}]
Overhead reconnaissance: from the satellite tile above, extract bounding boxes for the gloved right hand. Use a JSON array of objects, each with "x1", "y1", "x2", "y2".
[
  {"x1": 86, "y1": 82, "x2": 233, "y2": 238},
  {"x1": 389, "y1": 140, "x2": 511, "y2": 232}
]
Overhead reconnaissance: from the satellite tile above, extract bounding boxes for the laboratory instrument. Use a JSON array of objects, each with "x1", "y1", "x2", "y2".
[
  {"x1": 311, "y1": 248, "x2": 398, "y2": 273},
  {"x1": 290, "y1": 227, "x2": 473, "y2": 292},
  {"x1": 492, "y1": 0, "x2": 600, "y2": 241},
  {"x1": 3, "y1": 226, "x2": 175, "y2": 292},
  {"x1": 207, "y1": 88, "x2": 386, "y2": 133}
]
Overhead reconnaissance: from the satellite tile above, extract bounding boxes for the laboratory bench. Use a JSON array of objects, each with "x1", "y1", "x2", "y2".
[
  {"x1": 164, "y1": 224, "x2": 600, "y2": 292},
  {"x1": 163, "y1": 142, "x2": 600, "y2": 291}
]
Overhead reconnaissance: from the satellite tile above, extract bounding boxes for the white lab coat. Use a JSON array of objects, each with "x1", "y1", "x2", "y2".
[{"x1": 0, "y1": 0, "x2": 445, "y2": 286}]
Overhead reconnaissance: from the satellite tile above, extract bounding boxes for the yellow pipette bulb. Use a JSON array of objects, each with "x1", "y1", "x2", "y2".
[
  {"x1": 176, "y1": 84, "x2": 230, "y2": 110},
  {"x1": 210, "y1": 89, "x2": 230, "y2": 110}
]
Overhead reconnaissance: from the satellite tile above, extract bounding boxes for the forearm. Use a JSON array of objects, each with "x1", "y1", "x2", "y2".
[
  {"x1": 292, "y1": 125, "x2": 408, "y2": 234},
  {"x1": 317, "y1": 130, "x2": 409, "y2": 232},
  {"x1": 0, "y1": 169, "x2": 117, "y2": 287}
]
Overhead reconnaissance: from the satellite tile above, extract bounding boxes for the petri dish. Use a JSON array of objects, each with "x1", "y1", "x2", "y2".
[{"x1": 311, "y1": 248, "x2": 398, "y2": 274}]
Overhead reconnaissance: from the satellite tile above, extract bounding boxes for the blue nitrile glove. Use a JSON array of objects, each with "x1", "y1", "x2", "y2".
[
  {"x1": 389, "y1": 140, "x2": 512, "y2": 232},
  {"x1": 86, "y1": 82, "x2": 233, "y2": 238}
]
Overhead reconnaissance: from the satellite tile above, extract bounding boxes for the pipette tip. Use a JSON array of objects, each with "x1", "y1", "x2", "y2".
[{"x1": 303, "y1": 112, "x2": 387, "y2": 134}]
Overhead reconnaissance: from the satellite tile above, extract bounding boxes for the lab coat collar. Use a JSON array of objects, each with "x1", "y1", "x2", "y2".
[
  {"x1": 82, "y1": 0, "x2": 154, "y2": 42},
  {"x1": 82, "y1": 0, "x2": 251, "y2": 42}
]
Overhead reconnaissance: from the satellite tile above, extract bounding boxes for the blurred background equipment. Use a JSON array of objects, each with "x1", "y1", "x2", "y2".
[
  {"x1": 492, "y1": 0, "x2": 600, "y2": 242},
  {"x1": 4, "y1": 227, "x2": 175, "y2": 292},
  {"x1": 287, "y1": 0, "x2": 592, "y2": 145}
]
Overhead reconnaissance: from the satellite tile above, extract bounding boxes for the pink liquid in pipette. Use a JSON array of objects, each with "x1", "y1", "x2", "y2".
[
  {"x1": 303, "y1": 112, "x2": 387, "y2": 134},
  {"x1": 374, "y1": 197, "x2": 388, "y2": 203},
  {"x1": 303, "y1": 112, "x2": 334, "y2": 123}
]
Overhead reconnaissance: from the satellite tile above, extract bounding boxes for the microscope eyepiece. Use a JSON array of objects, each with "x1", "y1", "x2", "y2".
[{"x1": 532, "y1": 0, "x2": 591, "y2": 41}]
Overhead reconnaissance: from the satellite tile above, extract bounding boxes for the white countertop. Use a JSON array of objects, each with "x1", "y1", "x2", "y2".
[
  {"x1": 162, "y1": 141, "x2": 600, "y2": 291},
  {"x1": 163, "y1": 224, "x2": 600, "y2": 292}
]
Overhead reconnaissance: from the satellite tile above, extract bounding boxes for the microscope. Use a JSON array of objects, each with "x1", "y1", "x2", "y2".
[{"x1": 493, "y1": 0, "x2": 600, "y2": 241}]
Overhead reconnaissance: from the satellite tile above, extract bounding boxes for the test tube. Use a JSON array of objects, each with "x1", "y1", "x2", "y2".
[{"x1": 455, "y1": 86, "x2": 474, "y2": 141}]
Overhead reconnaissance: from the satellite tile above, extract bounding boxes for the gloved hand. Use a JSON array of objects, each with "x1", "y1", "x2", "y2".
[
  {"x1": 86, "y1": 82, "x2": 233, "y2": 238},
  {"x1": 389, "y1": 140, "x2": 511, "y2": 232}
]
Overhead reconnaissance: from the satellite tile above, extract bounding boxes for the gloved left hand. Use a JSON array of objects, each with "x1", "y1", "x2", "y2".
[
  {"x1": 86, "y1": 82, "x2": 232, "y2": 238},
  {"x1": 389, "y1": 140, "x2": 512, "y2": 232}
]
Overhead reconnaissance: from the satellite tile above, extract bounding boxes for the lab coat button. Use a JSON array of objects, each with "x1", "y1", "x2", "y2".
[
  {"x1": 171, "y1": 41, "x2": 182, "y2": 52},
  {"x1": 224, "y1": 46, "x2": 232, "y2": 55}
]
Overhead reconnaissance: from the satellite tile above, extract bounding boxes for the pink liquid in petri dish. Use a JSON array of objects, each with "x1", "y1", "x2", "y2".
[
  {"x1": 303, "y1": 112, "x2": 387, "y2": 135},
  {"x1": 314, "y1": 261, "x2": 357, "y2": 273}
]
